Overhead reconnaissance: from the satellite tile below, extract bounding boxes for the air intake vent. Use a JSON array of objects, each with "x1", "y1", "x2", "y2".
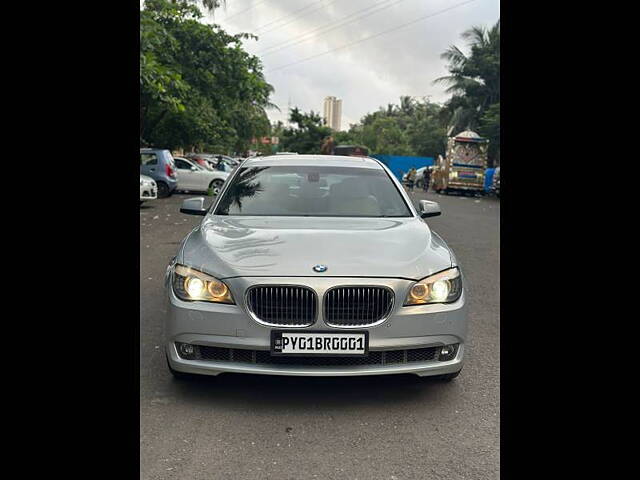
[
  {"x1": 246, "y1": 286, "x2": 317, "y2": 326},
  {"x1": 323, "y1": 286, "x2": 394, "y2": 327}
]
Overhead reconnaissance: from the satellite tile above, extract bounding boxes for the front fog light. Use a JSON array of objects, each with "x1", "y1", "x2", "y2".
[
  {"x1": 439, "y1": 344, "x2": 458, "y2": 361},
  {"x1": 178, "y1": 343, "x2": 197, "y2": 359}
]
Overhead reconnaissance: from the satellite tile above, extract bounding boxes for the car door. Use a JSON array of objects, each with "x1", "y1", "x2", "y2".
[
  {"x1": 174, "y1": 158, "x2": 198, "y2": 190},
  {"x1": 140, "y1": 152, "x2": 159, "y2": 180}
]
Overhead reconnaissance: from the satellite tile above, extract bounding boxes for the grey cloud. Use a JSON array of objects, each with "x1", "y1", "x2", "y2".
[{"x1": 208, "y1": 0, "x2": 499, "y2": 129}]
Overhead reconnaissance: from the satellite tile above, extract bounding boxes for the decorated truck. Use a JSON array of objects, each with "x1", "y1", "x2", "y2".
[{"x1": 433, "y1": 130, "x2": 489, "y2": 195}]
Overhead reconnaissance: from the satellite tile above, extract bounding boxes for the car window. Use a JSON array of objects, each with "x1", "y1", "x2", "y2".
[
  {"x1": 141, "y1": 153, "x2": 158, "y2": 166},
  {"x1": 175, "y1": 159, "x2": 193, "y2": 170},
  {"x1": 215, "y1": 165, "x2": 412, "y2": 217}
]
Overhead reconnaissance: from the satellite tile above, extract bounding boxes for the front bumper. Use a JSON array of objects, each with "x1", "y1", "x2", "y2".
[
  {"x1": 140, "y1": 185, "x2": 157, "y2": 200},
  {"x1": 165, "y1": 276, "x2": 469, "y2": 377},
  {"x1": 447, "y1": 181, "x2": 484, "y2": 191}
]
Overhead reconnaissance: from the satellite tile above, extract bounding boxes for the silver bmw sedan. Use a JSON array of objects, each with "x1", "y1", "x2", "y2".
[{"x1": 164, "y1": 154, "x2": 468, "y2": 380}]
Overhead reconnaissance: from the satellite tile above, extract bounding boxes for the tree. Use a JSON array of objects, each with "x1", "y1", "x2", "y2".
[
  {"x1": 407, "y1": 102, "x2": 447, "y2": 158},
  {"x1": 140, "y1": 5, "x2": 192, "y2": 144},
  {"x1": 478, "y1": 102, "x2": 500, "y2": 165},
  {"x1": 337, "y1": 97, "x2": 447, "y2": 157},
  {"x1": 361, "y1": 117, "x2": 412, "y2": 155},
  {"x1": 434, "y1": 20, "x2": 500, "y2": 136},
  {"x1": 140, "y1": 0, "x2": 274, "y2": 153},
  {"x1": 279, "y1": 108, "x2": 332, "y2": 154}
]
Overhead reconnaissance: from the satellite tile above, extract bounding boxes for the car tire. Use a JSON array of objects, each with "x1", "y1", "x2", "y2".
[
  {"x1": 209, "y1": 179, "x2": 224, "y2": 196},
  {"x1": 156, "y1": 181, "x2": 170, "y2": 198}
]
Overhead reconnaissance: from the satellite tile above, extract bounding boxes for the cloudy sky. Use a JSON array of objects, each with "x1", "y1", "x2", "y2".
[{"x1": 204, "y1": 0, "x2": 499, "y2": 129}]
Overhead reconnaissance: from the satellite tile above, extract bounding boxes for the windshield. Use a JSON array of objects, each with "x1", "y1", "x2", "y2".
[{"x1": 214, "y1": 165, "x2": 412, "y2": 217}]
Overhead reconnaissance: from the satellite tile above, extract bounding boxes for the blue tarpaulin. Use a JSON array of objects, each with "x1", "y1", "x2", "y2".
[
  {"x1": 371, "y1": 155, "x2": 434, "y2": 180},
  {"x1": 484, "y1": 168, "x2": 496, "y2": 192}
]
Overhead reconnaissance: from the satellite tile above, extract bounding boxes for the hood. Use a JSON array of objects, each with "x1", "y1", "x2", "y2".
[{"x1": 180, "y1": 216, "x2": 452, "y2": 280}]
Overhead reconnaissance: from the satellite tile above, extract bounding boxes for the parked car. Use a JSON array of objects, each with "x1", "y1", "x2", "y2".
[
  {"x1": 165, "y1": 154, "x2": 468, "y2": 381},
  {"x1": 203, "y1": 154, "x2": 238, "y2": 173},
  {"x1": 402, "y1": 166, "x2": 429, "y2": 188},
  {"x1": 140, "y1": 148, "x2": 178, "y2": 198},
  {"x1": 173, "y1": 157, "x2": 229, "y2": 195},
  {"x1": 140, "y1": 174, "x2": 157, "y2": 205},
  {"x1": 213, "y1": 154, "x2": 240, "y2": 165},
  {"x1": 186, "y1": 154, "x2": 215, "y2": 171}
]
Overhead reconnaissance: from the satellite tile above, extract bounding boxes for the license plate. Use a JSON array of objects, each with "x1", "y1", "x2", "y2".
[
  {"x1": 459, "y1": 171, "x2": 476, "y2": 178},
  {"x1": 271, "y1": 331, "x2": 368, "y2": 356}
]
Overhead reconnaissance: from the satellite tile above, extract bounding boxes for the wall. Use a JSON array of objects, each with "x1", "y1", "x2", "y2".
[{"x1": 372, "y1": 155, "x2": 435, "y2": 179}]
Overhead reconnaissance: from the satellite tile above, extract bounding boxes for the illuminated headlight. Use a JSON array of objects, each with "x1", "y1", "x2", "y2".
[
  {"x1": 449, "y1": 171, "x2": 458, "y2": 179},
  {"x1": 404, "y1": 267, "x2": 462, "y2": 305},
  {"x1": 172, "y1": 264, "x2": 234, "y2": 304}
]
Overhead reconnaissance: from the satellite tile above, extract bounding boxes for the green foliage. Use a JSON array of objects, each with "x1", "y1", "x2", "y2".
[
  {"x1": 279, "y1": 108, "x2": 332, "y2": 154},
  {"x1": 478, "y1": 102, "x2": 500, "y2": 166},
  {"x1": 140, "y1": 0, "x2": 274, "y2": 152},
  {"x1": 361, "y1": 117, "x2": 411, "y2": 155},
  {"x1": 333, "y1": 96, "x2": 446, "y2": 158},
  {"x1": 435, "y1": 19, "x2": 500, "y2": 163}
]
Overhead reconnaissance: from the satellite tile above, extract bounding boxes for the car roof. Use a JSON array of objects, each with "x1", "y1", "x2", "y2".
[{"x1": 242, "y1": 154, "x2": 384, "y2": 169}]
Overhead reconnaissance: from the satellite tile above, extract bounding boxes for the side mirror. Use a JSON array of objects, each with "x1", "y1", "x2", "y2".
[
  {"x1": 180, "y1": 197, "x2": 208, "y2": 216},
  {"x1": 418, "y1": 200, "x2": 441, "y2": 218},
  {"x1": 190, "y1": 166, "x2": 198, "y2": 171}
]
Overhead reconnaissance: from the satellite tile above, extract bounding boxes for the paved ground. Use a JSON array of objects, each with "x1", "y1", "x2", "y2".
[{"x1": 140, "y1": 188, "x2": 500, "y2": 480}]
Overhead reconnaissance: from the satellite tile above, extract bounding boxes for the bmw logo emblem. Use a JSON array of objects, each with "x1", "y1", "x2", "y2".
[{"x1": 313, "y1": 264, "x2": 328, "y2": 273}]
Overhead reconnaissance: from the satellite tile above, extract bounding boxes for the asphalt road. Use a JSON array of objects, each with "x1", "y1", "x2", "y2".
[{"x1": 140, "y1": 188, "x2": 500, "y2": 480}]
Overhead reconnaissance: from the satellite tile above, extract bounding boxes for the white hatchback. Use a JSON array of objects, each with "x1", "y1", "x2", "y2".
[
  {"x1": 173, "y1": 157, "x2": 229, "y2": 195},
  {"x1": 140, "y1": 175, "x2": 157, "y2": 204}
]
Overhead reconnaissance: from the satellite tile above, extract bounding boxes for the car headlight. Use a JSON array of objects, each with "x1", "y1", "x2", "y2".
[
  {"x1": 140, "y1": 179, "x2": 144, "y2": 186},
  {"x1": 172, "y1": 264, "x2": 235, "y2": 304},
  {"x1": 404, "y1": 267, "x2": 462, "y2": 305},
  {"x1": 449, "y1": 171, "x2": 458, "y2": 179}
]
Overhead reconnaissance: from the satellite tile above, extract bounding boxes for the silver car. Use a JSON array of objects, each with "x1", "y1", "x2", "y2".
[{"x1": 164, "y1": 155, "x2": 468, "y2": 380}]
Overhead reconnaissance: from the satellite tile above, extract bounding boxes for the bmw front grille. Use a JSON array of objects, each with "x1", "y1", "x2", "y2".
[{"x1": 245, "y1": 285, "x2": 394, "y2": 328}]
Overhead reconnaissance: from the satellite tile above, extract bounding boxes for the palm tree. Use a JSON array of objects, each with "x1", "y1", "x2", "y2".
[{"x1": 434, "y1": 19, "x2": 500, "y2": 133}]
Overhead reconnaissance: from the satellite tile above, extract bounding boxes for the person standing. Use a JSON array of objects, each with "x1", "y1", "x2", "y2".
[
  {"x1": 320, "y1": 136, "x2": 335, "y2": 155},
  {"x1": 422, "y1": 166, "x2": 432, "y2": 192},
  {"x1": 406, "y1": 167, "x2": 417, "y2": 192}
]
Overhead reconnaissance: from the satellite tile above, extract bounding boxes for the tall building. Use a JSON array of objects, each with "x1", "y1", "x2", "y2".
[{"x1": 323, "y1": 96, "x2": 342, "y2": 131}]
